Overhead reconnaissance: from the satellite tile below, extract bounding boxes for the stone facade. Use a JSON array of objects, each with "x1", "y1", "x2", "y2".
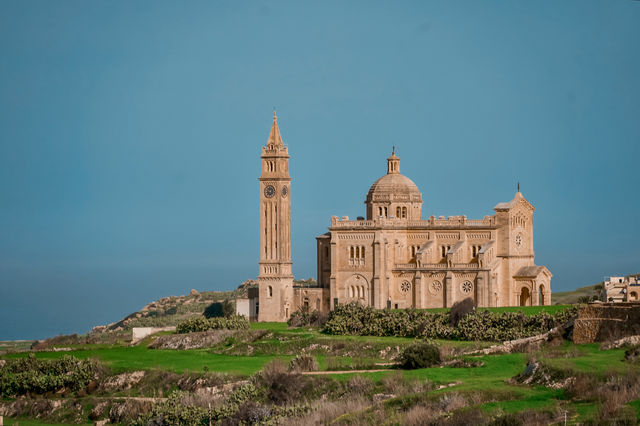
[
  {"x1": 315, "y1": 150, "x2": 552, "y2": 310},
  {"x1": 257, "y1": 115, "x2": 552, "y2": 321},
  {"x1": 257, "y1": 112, "x2": 297, "y2": 322}
]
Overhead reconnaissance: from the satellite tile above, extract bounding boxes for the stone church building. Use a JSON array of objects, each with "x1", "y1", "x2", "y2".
[{"x1": 256, "y1": 113, "x2": 552, "y2": 322}]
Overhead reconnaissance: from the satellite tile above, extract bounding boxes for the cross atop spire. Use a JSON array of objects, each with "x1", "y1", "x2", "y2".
[{"x1": 267, "y1": 109, "x2": 284, "y2": 149}]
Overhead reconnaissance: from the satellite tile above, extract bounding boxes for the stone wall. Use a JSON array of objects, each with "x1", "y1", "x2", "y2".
[
  {"x1": 131, "y1": 326, "x2": 176, "y2": 344},
  {"x1": 573, "y1": 302, "x2": 640, "y2": 343}
]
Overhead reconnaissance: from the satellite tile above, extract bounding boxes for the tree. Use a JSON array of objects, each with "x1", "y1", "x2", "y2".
[{"x1": 203, "y1": 299, "x2": 236, "y2": 318}]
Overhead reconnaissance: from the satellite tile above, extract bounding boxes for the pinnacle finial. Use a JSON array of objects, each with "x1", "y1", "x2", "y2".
[
  {"x1": 517, "y1": 182, "x2": 520, "y2": 192},
  {"x1": 392, "y1": 145, "x2": 395, "y2": 156},
  {"x1": 273, "y1": 107, "x2": 277, "y2": 121}
]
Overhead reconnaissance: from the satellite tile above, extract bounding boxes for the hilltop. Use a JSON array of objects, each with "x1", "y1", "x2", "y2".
[{"x1": 93, "y1": 278, "x2": 318, "y2": 333}]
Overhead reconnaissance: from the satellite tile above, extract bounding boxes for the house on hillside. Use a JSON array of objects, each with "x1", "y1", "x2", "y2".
[{"x1": 601, "y1": 275, "x2": 640, "y2": 302}]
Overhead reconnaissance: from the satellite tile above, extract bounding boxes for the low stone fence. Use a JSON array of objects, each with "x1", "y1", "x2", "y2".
[
  {"x1": 131, "y1": 326, "x2": 176, "y2": 344},
  {"x1": 573, "y1": 302, "x2": 640, "y2": 344}
]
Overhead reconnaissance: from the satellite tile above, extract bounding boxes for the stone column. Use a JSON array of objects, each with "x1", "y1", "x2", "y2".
[
  {"x1": 329, "y1": 238, "x2": 337, "y2": 308},
  {"x1": 415, "y1": 271, "x2": 423, "y2": 308},
  {"x1": 476, "y1": 274, "x2": 484, "y2": 307},
  {"x1": 445, "y1": 272, "x2": 453, "y2": 308},
  {"x1": 373, "y1": 236, "x2": 382, "y2": 308}
]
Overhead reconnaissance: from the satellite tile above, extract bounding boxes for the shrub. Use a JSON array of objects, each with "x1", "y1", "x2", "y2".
[
  {"x1": 399, "y1": 342, "x2": 441, "y2": 369},
  {"x1": 346, "y1": 375, "x2": 375, "y2": 396},
  {"x1": 131, "y1": 390, "x2": 207, "y2": 426},
  {"x1": 450, "y1": 297, "x2": 475, "y2": 326},
  {"x1": 288, "y1": 305, "x2": 328, "y2": 327},
  {"x1": 289, "y1": 354, "x2": 318, "y2": 372},
  {"x1": 0, "y1": 354, "x2": 99, "y2": 398},
  {"x1": 176, "y1": 314, "x2": 249, "y2": 333},
  {"x1": 322, "y1": 302, "x2": 578, "y2": 341},
  {"x1": 203, "y1": 299, "x2": 235, "y2": 318},
  {"x1": 259, "y1": 360, "x2": 306, "y2": 404}
]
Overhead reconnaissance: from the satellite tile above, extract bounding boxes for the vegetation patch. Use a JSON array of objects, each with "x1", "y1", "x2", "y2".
[
  {"x1": 399, "y1": 342, "x2": 441, "y2": 369},
  {"x1": 323, "y1": 302, "x2": 577, "y2": 341},
  {"x1": 176, "y1": 314, "x2": 250, "y2": 333},
  {"x1": 0, "y1": 354, "x2": 101, "y2": 398}
]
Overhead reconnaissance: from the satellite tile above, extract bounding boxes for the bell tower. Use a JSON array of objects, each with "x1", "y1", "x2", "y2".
[{"x1": 258, "y1": 111, "x2": 294, "y2": 321}]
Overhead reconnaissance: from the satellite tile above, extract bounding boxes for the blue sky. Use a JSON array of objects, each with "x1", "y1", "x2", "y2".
[{"x1": 1, "y1": 1, "x2": 639, "y2": 340}]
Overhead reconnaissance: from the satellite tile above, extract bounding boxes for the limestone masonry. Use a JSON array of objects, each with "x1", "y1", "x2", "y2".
[{"x1": 257, "y1": 113, "x2": 552, "y2": 321}]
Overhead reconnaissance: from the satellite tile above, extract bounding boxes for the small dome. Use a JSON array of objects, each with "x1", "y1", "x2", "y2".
[{"x1": 366, "y1": 173, "x2": 421, "y2": 201}]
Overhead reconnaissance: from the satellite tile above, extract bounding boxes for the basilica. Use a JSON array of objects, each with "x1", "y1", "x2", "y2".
[{"x1": 256, "y1": 113, "x2": 552, "y2": 322}]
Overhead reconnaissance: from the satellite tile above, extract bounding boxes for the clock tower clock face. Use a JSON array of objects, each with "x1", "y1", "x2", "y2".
[
  {"x1": 264, "y1": 185, "x2": 276, "y2": 198},
  {"x1": 281, "y1": 185, "x2": 288, "y2": 197}
]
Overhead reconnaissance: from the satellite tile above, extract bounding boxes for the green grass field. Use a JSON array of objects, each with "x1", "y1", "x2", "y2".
[
  {"x1": 4, "y1": 308, "x2": 640, "y2": 425},
  {"x1": 3, "y1": 342, "x2": 290, "y2": 375}
]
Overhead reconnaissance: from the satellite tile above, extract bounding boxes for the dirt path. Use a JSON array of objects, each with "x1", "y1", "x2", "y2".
[{"x1": 302, "y1": 369, "x2": 390, "y2": 375}]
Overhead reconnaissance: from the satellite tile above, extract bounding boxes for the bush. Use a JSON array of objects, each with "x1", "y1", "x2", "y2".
[
  {"x1": 322, "y1": 302, "x2": 578, "y2": 341},
  {"x1": 176, "y1": 314, "x2": 249, "y2": 333},
  {"x1": 0, "y1": 354, "x2": 99, "y2": 397},
  {"x1": 203, "y1": 299, "x2": 235, "y2": 318},
  {"x1": 288, "y1": 305, "x2": 328, "y2": 327},
  {"x1": 259, "y1": 360, "x2": 306, "y2": 404},
  {"x1": 289, "y1": 354, "x2": 318, "y2": 372},
  {"x1": 399, "y1": 342, "x2": 441, "y2": 369},
  {"x1": 450, "y1": 297, "x2": 475, "y2": 326},
  {"x1": 131, "y1": 391, "x2": 207, "y2": 426}
]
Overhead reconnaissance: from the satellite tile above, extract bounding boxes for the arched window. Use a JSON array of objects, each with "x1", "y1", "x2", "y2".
[
  {"x1": 396, "y1": 207, "x2": 401, "y2": 218},
  {"x1": 402, "y1": 207, "x2": 407, "y2": 218},
  {"x1": 316, "y1": 298, "x2": 321, "y2": 310},
  {"x1": 349, "y1": 286, "x2": 354, "y2": 298},
  {"x1": 268, "y1": 286, "x2": 273, "y2": 297}
]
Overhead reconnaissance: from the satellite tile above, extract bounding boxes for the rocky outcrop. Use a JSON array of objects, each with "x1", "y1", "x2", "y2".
[
  {"x1": 148, "y1": 330, "x2": 268, "y2": 350},
  {"x1": 600, "y1": 335, "x2": 640, "y2": 350},
  {"x1": 101, "y1": 371, "x2": 146, "y2": 391},
  {"x1": 468, "y1": 320, "x2": 573, "y2": 355}
]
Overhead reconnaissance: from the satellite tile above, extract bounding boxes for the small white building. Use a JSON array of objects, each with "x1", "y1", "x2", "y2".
[{"x1": 602, "y1": 275, "x2": 640, "y2": 302}]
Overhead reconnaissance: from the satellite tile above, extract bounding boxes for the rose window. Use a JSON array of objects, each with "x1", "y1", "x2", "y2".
[
  {"x1": 400, "y1": 281, "x2": 411, "y2": 293},
  {"x1": 461, "y1": 281, "x2": 473, "y2": 294},
  {"x1": 430, "y1": 281, "x2": 442, "y2": 294}
]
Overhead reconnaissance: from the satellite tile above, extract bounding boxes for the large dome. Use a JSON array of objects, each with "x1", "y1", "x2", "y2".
[{"x1": 366, "y1": 173, "x2": 421, "y2": 201}]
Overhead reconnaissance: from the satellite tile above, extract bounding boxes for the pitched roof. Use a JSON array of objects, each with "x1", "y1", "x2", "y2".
[
  {"x1": 494, "y1": 191, "x2": 534, "y2": 211},
  {"x1": 514, "y1": 265, "x2": 550, "y2": 278}
]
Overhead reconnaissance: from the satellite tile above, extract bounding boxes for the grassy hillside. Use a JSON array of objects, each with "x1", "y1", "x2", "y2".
[
  {"x1": 3, "y1": 320, "x2": 640, "y2": 424},
  {"x1": 552, "y1": 283, "x2": 602, "y2": 305},
  {"x1": 553, "y1": 273, "x2": 640, "y2": 305}
]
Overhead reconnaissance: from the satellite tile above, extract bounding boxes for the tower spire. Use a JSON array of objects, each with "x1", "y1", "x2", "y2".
[
  {"x1": 387, "y1": 147, "x2": 400, "y2": 174},
  {"x1": 267, "y1": 109, "x2": 284, "y2": 149}
]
